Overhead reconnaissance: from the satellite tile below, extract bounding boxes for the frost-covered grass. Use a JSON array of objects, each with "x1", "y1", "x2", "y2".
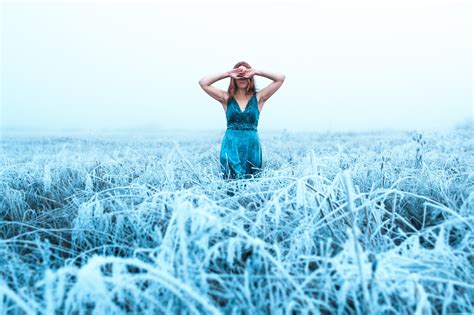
[{"x1": 0, "y1": 124, "x2": 473, "y2": 314}]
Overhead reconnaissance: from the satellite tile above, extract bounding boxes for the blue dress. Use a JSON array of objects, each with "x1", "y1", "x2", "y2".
[{"x1": 220, "y1": 91, "x2": 263, "y2": 180}]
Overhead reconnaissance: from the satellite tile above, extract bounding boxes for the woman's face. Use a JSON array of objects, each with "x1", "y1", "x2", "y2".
[
  {"x1": 235, "y1": 65, "x2": 250, "y2": 89},
  {"x1": 236, "y1": 77, "x2": 249, "y2": 89}
]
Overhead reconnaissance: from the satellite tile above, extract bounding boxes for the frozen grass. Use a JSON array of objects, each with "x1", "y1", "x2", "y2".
[{"x1": 0, "y1": 124, "x2": 473, "y2": 314}]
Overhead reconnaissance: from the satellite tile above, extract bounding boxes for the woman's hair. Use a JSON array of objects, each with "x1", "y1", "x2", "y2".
[{"x1": 227, "y1": 61, "x2": 258, "y2": 98}]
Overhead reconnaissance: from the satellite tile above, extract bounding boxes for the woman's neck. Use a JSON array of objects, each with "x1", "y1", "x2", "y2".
[{"x1": 235, "y1": 89, "x2": 250, "y2": 98}]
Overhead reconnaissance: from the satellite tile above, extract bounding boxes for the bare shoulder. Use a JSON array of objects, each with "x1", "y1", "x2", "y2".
[
  {"x1": 224, "y1": 91, "x2": 230, "y2": 103},
  {"x1": 256, "y1": 91, "x2": 266, "y2": 108},
  {"x1": 221, "y1": 91, "x2": 230, "y2": 110}
]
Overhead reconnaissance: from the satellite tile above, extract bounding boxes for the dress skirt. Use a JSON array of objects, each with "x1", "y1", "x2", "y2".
[{"x1": 220, "y1": 129, "x2": 263, "y2": 180}]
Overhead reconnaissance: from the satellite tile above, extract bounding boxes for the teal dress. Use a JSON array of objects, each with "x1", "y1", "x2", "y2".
[{"x1": 220, "y1": 92, "x2": 263, "y2": 180}]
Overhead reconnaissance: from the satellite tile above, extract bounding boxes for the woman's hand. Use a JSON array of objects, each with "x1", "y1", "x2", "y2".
[
  {"x1": 229, "y1": 67, "x2": 247, "y2": 79},
  {"x1": 241, "y1": 68, "x2": 256, "y2": 79}
]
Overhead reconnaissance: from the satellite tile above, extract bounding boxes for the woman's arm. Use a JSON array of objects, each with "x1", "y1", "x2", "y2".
[
  {"x1": 198, "y1": 71, "x2": 231, "y2": 104},
  {"x1": 198, "y1": 71, "x2": 230, "y2": 87},
  {"x1": 254, "y1": 69, "x2": 285, "y2": 82},
  {"x1": 252, "y1": 69, "x2": 285, "y2": 103}
]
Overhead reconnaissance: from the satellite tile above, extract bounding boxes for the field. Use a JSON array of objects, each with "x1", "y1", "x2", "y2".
[{"x1": 1, "y1": 124, "x2": 473, "y2": 314}]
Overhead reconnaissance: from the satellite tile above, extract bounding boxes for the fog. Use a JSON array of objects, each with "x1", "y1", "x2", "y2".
[{"x1": 1, "y1": 0, "x2": 472, "y2": 134}]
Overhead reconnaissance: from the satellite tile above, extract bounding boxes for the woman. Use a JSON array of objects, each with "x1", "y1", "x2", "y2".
[{"x1": 198, "y1": 61, "x2": 285, "y2": 180}]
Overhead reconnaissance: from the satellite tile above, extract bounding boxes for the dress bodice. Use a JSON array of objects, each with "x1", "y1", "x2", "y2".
[
  {"x1": 220, "y1": 91, "x2": 263, "y2": 180},
  {"x1": 226, "y1": 92, "x2": 260, "y2": 131}
]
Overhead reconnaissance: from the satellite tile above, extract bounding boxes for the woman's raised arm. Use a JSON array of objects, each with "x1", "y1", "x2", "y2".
[
  {"x1": 198, "y1": 69, "x2": 245, "y2": 103},
  {"x1": 198, "y1": 71, "x2": 231, "y2": 103},
  {"x1": 253, "y1": 69, "x2": 285, "y2": 104},
  {"x1": 198, "y1": 71, "x2": 230, "y2": 86}
]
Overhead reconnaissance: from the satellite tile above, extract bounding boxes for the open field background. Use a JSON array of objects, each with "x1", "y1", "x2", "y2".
[{"x1": 1, "y1": 123, "x2": 473, "y2": 314}]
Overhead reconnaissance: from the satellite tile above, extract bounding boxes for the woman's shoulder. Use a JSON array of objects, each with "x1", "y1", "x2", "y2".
[
  {"x1": 222, "y1": 92, "x2": 231, "y2": 107},
  {"x1": 255, "y1": 90, "x2": 262, "y2": 103},
  {"x1": 224, "y1": 92, "x2": 231, "y2": 102}
]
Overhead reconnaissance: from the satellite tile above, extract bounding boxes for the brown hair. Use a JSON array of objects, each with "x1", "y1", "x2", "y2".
[{"x1": 227, "y1": 61, "x2": 258, "y2": 98}]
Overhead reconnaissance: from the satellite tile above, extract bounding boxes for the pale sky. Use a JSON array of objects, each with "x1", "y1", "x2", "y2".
[{"x1": 1, "y1": 0, "x2": 472, "y2": 133}]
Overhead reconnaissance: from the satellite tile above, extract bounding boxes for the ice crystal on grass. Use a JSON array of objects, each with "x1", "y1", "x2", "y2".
[{"x1": 0, "y1": 128, "x2": 473, "y2": 314}]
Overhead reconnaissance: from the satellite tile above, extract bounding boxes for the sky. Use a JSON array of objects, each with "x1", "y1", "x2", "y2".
[{"x1": 1, "y1": 0, "x2": 472, "y2": 133}]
